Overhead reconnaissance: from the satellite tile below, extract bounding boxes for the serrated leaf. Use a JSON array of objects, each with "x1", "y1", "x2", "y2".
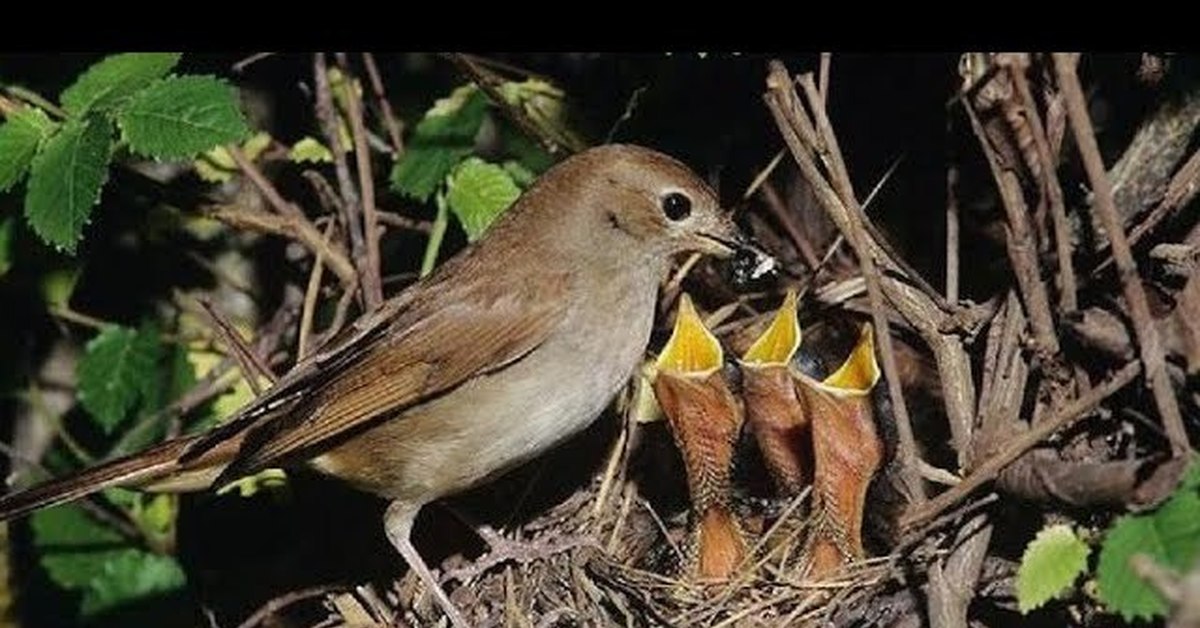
[
  {"x1": 288, "y1": 136, "x2": 333, "y2": 164},
  {"x1": 390, "y1": 87, "x2": 488, "y2": 202},
  {"x1": 60, "y1": 53, "x2": 181, "y2": 115},
  {"x1": 0, "y1": 216, "x2": 13, "y2": 277},
  {"x1": 1017, "y1": 524, "x2": 1090, "y2": 613},
  {"x1": 0, "y1": 107, "x2": 56, "y2": 191},
  {"x1": 80, "y1": 549, "x2": 186, "y2": 617},
  {"x1": 30, "y1": 503, "x2": 126, "y2": 589},
  {"x1": 117, "y1": 75, "x2": 249, "y2": 159},
  {"x1": 1098, "y1": 490, "x2": 1200, "y2": 621},
  {"x1": 24, "y1": 116, "x2": 113, "y2": 253},
  {"x1": 447, "y1": 158, "x2": 520, "y2": 241},
  {"x1": 77, "y1": 325, "x2": 163, "y2": 433},
  {"x1": 31, "y1": 501, "x2": 186, "y2": 618},
  {"x1": 391, "y1": 145, "x2": 472, "y2": 203}
]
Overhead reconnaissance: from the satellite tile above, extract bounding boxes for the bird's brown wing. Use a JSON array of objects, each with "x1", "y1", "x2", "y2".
[{"x1": 208, "y1": 266, "x2": 571, "y2": 485}]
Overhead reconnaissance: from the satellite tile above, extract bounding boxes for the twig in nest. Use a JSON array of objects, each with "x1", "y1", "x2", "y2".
[
  {"x1": 1054, "y1": 53, "x2": 1190, "y2": 457},
  {"x1": 901, "y1": 359, "x2": 1143, "y2": 532},
  {"x1": 236, "y1": 585, "x2": 343, "y2": 628}
]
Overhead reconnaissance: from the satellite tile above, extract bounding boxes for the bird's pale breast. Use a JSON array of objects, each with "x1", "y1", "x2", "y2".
[{"x1": 310, "y1": 264, "x2": 662, "y2": 506}]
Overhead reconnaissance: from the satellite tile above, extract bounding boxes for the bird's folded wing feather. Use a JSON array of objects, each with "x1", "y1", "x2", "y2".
[{"x1": 208, "y1": 267, "x2": 571, "y2": 484}]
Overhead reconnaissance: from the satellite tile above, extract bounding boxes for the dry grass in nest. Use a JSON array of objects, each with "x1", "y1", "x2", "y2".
[{"x1": 317, "y1": 424, "x2": 901, "y2": 628}]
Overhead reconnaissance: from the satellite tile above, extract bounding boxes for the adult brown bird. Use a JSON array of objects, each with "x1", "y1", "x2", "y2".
[{"x1": 0, "y1": 144, "x2": 768, "y2": 627}]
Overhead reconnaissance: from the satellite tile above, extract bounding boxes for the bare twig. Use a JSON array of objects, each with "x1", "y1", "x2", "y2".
[
  {"x1": 767, "y1": 62, "x2": 977, "y2": 471},
  {"x1": 446, "y1": 52, "x2": 582, "y2": 156},
  {"x1": 361, "y1": 53, "x2": 405, "y2": 155},
  {"x1": 232, "y1": 52, "x2": 275, "y2": 74},
  {"x1": 206, "y1": 203, "x2": 356, "y2": 288},
  {"x1": 377, "y1": 211, "x2": 434, "y2": 233},
  {"x1": 1054, "y1": 53, "x2": 1189, "y2": 457},
  {"x1": 962, "y1": 96, "x2": 1060, "y2": 358},
  {"x1": 194, "y1": 298, "x2": 276, "y2": 395},
  {"x1": 298, "y1": 221, "x2": 337, "y2": 360},
  {"x1": 237, "y1": 586, "x2": 343, "y2": 628},
  {"x1": 946, "y1": 161, "x2": 960, "y2": 304},
  {"x1": 818, "y1": 53, "x2": 831, "y2": 107},
  {"x1": 314, "y1": 53, "x2": 371, "y2": 308},
  {"x1": 902, "y1": 360, "x2": 1143, "y2": 532},
  {"x1": 335, "y1": 54, "x2": 384, "y2": 309},
  {"x1": 1007, "y1": 58, "x2": 1079, "y2": 314},
  {"x1": 781, "y1": 68, "x2": 925, "y2": 501}
]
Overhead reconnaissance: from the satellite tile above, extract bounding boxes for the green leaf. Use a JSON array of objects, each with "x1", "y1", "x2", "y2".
[
  {"x1": 0, "y1": 216, "x2": 13, "y2": 277},
  {"x1": 31, "y1": 504, "x2": 126, "y2": 589},
  {"x1": 31, "y1": 502, "x2": 186, "y2": 618},
  {"x1": 81, "y1": 549, "x2": 186, "y2": 617},
  {"x1": 288, "y1": 136, "x2": 333, "y2": 164},
  {"x1": 0, "y1": 107, "x2": 56, "y2": 191},
  {"x1": 193, "y1": 131, "x2": 272, "y2": 183},
  {"x1": 24, "y1": 116, "x2": 113, "y2": 253},
  {"x1": 1098, "y1": 489, "x2": 1200, "y2": 621},
  {"x1": 117, "y1": 75, "x2": 249, "y2": 159},
  {"x1": 1016, "y1": 524, "x2": 1090, "y2": 613},
  {"x1": 60, "y1": 53, "x2": 181, "y2": 115},
  {"x1": 389, "y1": 86, "x2": 488, "y2": 202},
  {"x1": 77, "y1": 325, "x2": 163, "y2": 433},
  {"x1": 447, "y1": 158, "x2": 520, "y2": 241}
]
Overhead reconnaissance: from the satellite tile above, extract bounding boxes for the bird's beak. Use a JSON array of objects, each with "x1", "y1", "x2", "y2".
[{"x1": 694, "y1": 216, "x2": 778, "y2": 286}]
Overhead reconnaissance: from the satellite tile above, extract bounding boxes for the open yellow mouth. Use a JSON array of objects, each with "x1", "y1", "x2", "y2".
[
  {"x1": 655, "y1": 293, "x2": 724, "y2": 376},
  {"x1": 815, "y1": 323, "x2": 880, "y2": 396},
  {"x1": 741, "y1": 290, "x2": 800, "y2": 366}
]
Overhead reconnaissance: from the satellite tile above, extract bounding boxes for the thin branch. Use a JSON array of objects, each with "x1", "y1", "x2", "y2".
[
  {"x1": 793, "y1": 71, "x2": 925, "y2": 502},
  {"x1": 236, "y1": 586, "x2": 344, "y2": 628},
  {"x1": 1008, "y1": 58, "x2": 1078, "y2": 314},
  {"x1": 336, "y1": 54, "x2": 383, "y2": 309},
  {"x1": 902, "y1": 360, "x2": 1143, "y2": 532},
  {"x1": 194, "y1": 298, "x2": 276, "y2": 395},
  {"x1": 298, "y1": 221, "x2": 336, "y2": 360},
  {"x1": 232, "y1": 52, "x2": 275, "y2": 74},
  {"x1": 361, "y1": 53, "x2": 404, "y2": 155},
  {"x1": 946, "y1": 132, "x2": 960, "y2": 304},
  {"x1": 446, "y1": 52, "x2": 582, "y2": 156},
  {"x1": 818, "y1": 53, "x2": 831, "y2": 107},
  {"x1": 313, "y1": 53, "x2": 370, "y2": 306},
  {"x1": 1054, "y1": 53, "x2": 1190, "y2": 457},
  {"x1": 962, "y1": 96, "x2": 1061, "y2": 357},
  {"x1": 377, "y1": 211, "x2": 434, "y2": 234},
  {"x1": 206, "y1": 203, "x2": 356, "y2": 288}
]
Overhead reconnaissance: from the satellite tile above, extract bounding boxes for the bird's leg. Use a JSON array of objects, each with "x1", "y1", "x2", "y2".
[
  {"x1": 383, "y1": 501, "x2": 471, "y2": 628},
  {"x1": 440, "y1": 503, "x2": 597, "y2": 585}
]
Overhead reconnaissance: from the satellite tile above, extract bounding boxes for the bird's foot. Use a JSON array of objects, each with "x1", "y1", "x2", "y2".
[{"x1": 440, "y1": 530, "x2": 599, "y2": 585}]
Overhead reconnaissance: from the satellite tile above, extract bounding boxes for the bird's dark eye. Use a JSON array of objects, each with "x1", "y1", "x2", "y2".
[{"x1": 662, "y1": 192, "x2": 692, "y2": 221}]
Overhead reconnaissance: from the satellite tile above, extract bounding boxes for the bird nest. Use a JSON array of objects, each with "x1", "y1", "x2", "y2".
[{"x1": 314, "y1": 424, "x2": 903, "y2": 628}]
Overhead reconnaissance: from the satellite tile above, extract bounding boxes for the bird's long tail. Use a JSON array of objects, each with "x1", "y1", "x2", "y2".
[{"x1": 0, "y1": 433, "x2": 238, "y2": 521}]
